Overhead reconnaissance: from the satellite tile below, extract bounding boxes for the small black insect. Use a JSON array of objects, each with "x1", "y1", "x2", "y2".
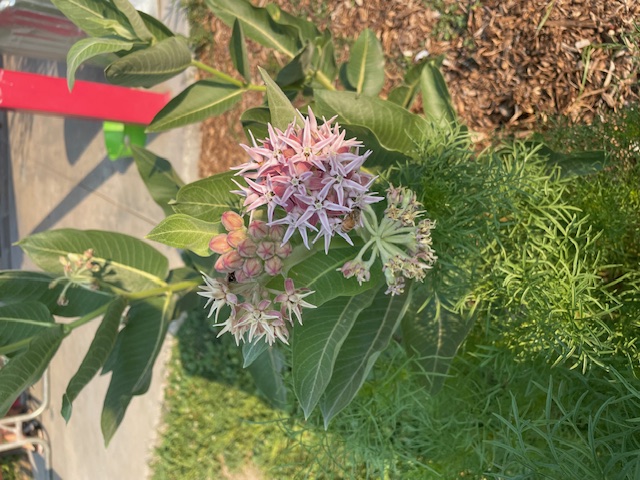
[{"x1": 227, "y1": 271, "x2": 237, "y2": 283}]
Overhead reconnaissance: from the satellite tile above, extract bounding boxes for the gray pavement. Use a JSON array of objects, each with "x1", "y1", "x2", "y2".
[{"x1": 1, "y1": 1, "x2": 200, "y2": 478}]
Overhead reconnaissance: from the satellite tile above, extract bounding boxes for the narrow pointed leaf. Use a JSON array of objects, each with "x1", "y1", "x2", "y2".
[
  {"x1": 101, "y1": 295, "x2": 174, "y2": 445},
  {"x1": 67, "y1": 38, "x2": 134, "y2": 91},
  {"x1": 17, "y1": 229, "x2": 169, "y2": 293},
  {"x1": 420, "y1": 61, "x2": 457, "y2": 126},
  {"x1": 320, "y1": 286, "x2": 412, "y2": 426},
  {"x1": 292, "y1": 287, "x2": 378, "y2": 419},
  {"x1": 0, "y1": 303, "x2": 55, "y2": 353},
  {"x1": 314, "y1": 90, "x2": 428, "y2": 156},
  {"x1": 265, "y1": 3, "x2": 319, "y2": 43},
  {"x1": 230, "y1": 20, "x2": 251, "y2": 82},
  {"x1": 259, "y1": 67, "x2": 302, "y2": 130},
  {"x1": 0, "y1": 325, "x2": 65, "y2": 417},
  {"x1": 0, "y1": 271, "x2": 112, "y2": 317},
  {"x1": 204, "y1": 0, "x2": 298, "y2": 58},
  {"x1": 131, "y1": 145, "x2": 185, "y2": 216},
  {"x1": 50, "y1": 0, "x2": 134, "y2": 39},
  {"x1": 170, "y1": 172, "x2": 239, "y2": 221},
  {"x1": 147, "y1": 214, "x2": 221, "y2": 256},
  {"x1": 61, "y1": 296, "x2": 127, "y2": 422},
  {"x1": 138, "y1": 11, "x2": 174, "y2": 41},
  {"x1": 242, "y1": 338, "x2": 270, "y2": 368},
  {"x1": 246, "y1": 347, "x2": 287, "y2": 409},
  {"x1": 276, "y1": 43, "x2": 313, "y2": 87},
  {"x1": 112, "y1": 0, "x2": 153, "y2": 41},
  {"x1": 346, "y1": 28, "x2": 385, "y2": 96},
  {"x1": 311, "y1": 31, "x2": 337, "y2": 86},
  {"x1": 105, "y1": 36, "x2": 192, "y2": 88}
]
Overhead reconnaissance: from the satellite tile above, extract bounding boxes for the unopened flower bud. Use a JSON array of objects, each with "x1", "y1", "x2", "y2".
[
  {"x1": 237, "y1": 238, "x2": 257, "y2": 258},
  {"x1": 221, "y1": 211, "x2": 245, "y2": 231},
  {"x1": 256, "y1": 241, "x2": 276, "y2": 260},
  {"x1": 264, "y1": 256, "x2": 283, "y2": 276},
  {"x1": 268, "y1": 224, "x2": 285, "y2": 241},
  {"x1": 242, "y1": 257, "x2": 263, "y2": 278},
  {"x1": 227, "y1": 229, "x2": 248, "y2": 248},
  {"x1": 234, "y1": 269, "x2": 250, "y2": 283},
  {"x1": 275, "y1": 242, "x2": 293, "y2": 258},
  {"x1": 215, "y1": 250, "x2": 244, "y2": 273},
  {"x1": 248, "y1": 220, "x2": 269, "y2": 240},
  {"x1": 209, "y1": 234, "x2": 232, "y2": 254}
]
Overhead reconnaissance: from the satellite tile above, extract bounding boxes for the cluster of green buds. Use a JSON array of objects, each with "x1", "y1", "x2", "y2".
[{"x1": 49, "y1": 249, "x2": 100, "y2": 306}]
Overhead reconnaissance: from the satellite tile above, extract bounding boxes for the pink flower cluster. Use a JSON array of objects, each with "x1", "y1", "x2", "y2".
[{"x1": 232, "y1": 108, "x2": 382, "y2": 252}]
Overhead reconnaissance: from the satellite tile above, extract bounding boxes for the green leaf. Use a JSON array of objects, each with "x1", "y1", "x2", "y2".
[
  {"x1": 101, "y1": 295, "x2": 174, "y2": 445},
  {"x1": 387, "y1": 61, "x2": 429, "y2": 109},
  {"x1": 292, "y1": 287, "x2": 379, "y2": 419},
  {"x1": 420, "y1": 61, "x2": 457, "y2": 126},
  {"x1": 18, "y1": 229, "x2": 169, "y2": 293},
  {"x1": 147, "y1": 214, "x2": 221, "y2": 256},
  {"x1": 131, "y1": 145, "x2": 185, "y2": 216},
  {"x1": 0, "y1": 303, "x2": 55, "y2": 353},
  {"x1": 315, "y1": 90, "x2": 428, "y2": 156},
  {"x1": 388, "y1": 86, "x2": 411, "y2": 106},
  {"x1": 259, "y1": 67, "x2": 302, "y2": 131},
  {"x1": 204, "y1": 0, "x2": 298, "y2": 58},
  {"x1": 0, "y1": 325, "x2": 65, "y2": 417},
  {"x1": 526, "y1": 142, "x2": 606, "y2": 177},
  {"x1": 111, "y1": 0, "x2": 153, "y2": 41},
  {"x1": 67, "y1": 38, "x2": 134, "y2": 91},
  {"x1": 346, "y1": 28, "x2": 385, "y2": 97},
  {"x1": 276, "y1": 43, "x2": 313, "y2": 87},
  {"x1": 105, "y1": 36, "x2": 192, "y2": 88},
  {"x1": 61, "y1": 297, "x2": 127, "y2": 422},
  {"x1": 401, "y1": 293, "x2": 475, "y2": 395},
  {"x1": 246, "y1": 347, "x2": 287, "y2": 409},
  {"x1": 311, "y1": 31, "x2": 337, "y2": 87},
  {"x1": 138, "y1": 11, "x2": 174, "y2": 41},
  {"x1": 338, "y1": 124, "x2": 410, "y2": 169},
  {"x1": 148, "y1": 80, "x2": 244, "y2": 132},
  {"x1": 0, "y1": 271, "x2": 112, "y2": 317},
  {"x1": 242, "y1": 338, "x2": 269, "y2": 368},
  {"x1": 241, "y1": 107, "x2": 271, "y2": 140},
  {"x1": 171, "y1": 172, "x2": 239, "y2": 222},
  {"x1": 50, "y1": 0, "x2": 134, "y2": 39},
  {"x1": 265, "y1": 3, "x2": 320, "y2": 43},
  {"x1": 320, "y1": 286, "x2": 412, "y2": 427},
  {"x1": 230, "y1": 20, "x2": 251, "y2": 83}
]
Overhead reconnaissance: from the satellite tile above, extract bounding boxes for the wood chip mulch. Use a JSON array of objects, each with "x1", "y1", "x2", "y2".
[{"x1": 197, "y1": 0, "x2": 640, "y2": 176}]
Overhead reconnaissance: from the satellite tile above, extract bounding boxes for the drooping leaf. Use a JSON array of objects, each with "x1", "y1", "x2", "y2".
[
  {"x1": 525, "y1": 142, "x2": 605, "y2": 177},
  {"x1": 148, "y1": 80, "x2": 244, "y2": 132},
  {"x1": 388, "y1": 60, "x2": 429, "y2": 109},
  {"x1": 241, "y1": 107, "x2": 271, "y2": 140},
  {"x1": 311, "y1": 30, "x2": 337, "y2": 87},
  {"x1": 292, "y1": 287, "x2": 379, "y2": 419},
  {"x1": 204, "y1": 0, "x2": 298, "y2": 58},
  {"x1": 276, "y1": 43, "x2": 313, "y2": 87},
  {"x1": 320, "y1": 286, "x2": 413, "y2": 427},
  {"x1": 420, "y1": 61, "x2": 457, "y2": 126},
  {"x1": 61, "y1": 296, "x2": 127, "y2": 422},
  {"x1": 67, "y1": 38, "x2": 134, "y2": 91},
  {"x1": 131, "y1": 145, "x2": 184, "y2": 216},
  {"x1": 346, "y1": 28, "x2": 385, "y2": 97},
  {"x1": 229, "y1": 20, "x2": 251, "y2": 83},
  {"x1": 0, "y1": 325, "x2": 65, "y2": 417},
  {"x1": 315, "y1": 90, "x2": 428, "y2": 156},
  {"x1": 242, "y1": 338, "x2": 270, "y2": 368},
  {"x1": 0, "y1": 271, "x2": 112, "y2": 317},
  {"x1": 111, "y1": 0, "x2": 153, "y2": 41},
  {"x1": 259, "y1": 67, "x2": 302, "y2": 131},
  {"x1": 401, "y1": 293, "x2": 475, "y2": 395},
  {"x1": 138, "y1": 11, "x2": 174, "y2": 41},
  {"x1": 105, "y1": 36, "x2": 192, "y2": 88},
  {"x1": 146, "y1": 214, "x2": 221, "y2": 257},
  {"x1": 50, "y1": 0, "x2": 134, "y2": 39},
  {"x1": 170, "y1": 172, "x2": 239, "y2": 222},
  {"x1": 246, "y1": 346, "x2": 287, "y2": 409},
  {"x1": 265, "y1": 3, "x2": 320, "y2": 43},
  {"x1": 17, "y1": 229, "x2": 169, "y2": 293},
  {"x1": 101, "y1": 295, "x2": 174, "y2": 445},
  {"x1": 0, "y1": 303, "x2": 55, "y2": 353}
]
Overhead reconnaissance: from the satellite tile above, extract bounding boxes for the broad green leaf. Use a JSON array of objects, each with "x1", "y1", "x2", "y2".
[
  {"x1": 388, "y1": 86, "x2": 411, "y2": 106},
  {"x1": 338, "y1": 124, "x2": 410, "y2": 169},
  {"x1": 420, "y1": 61, "x2": 457, "y2": 126},
  {"x1": 401, "y1": 293, "x2": 475, "y2": 394},
  {"x1": 61, "y1": 296, "x2": 127, "y2": 422},
  {"x1": 50, "y1": 0, "x2": 134, "y2": 39},
  {"x1": 148, "y1": 80, "x2": 244, "y2": 132},
  {"x1": 259, "y1": 67, "x2": 302, "y2": 131},
  {"x1": 338, "y1": 62, "x2": 355, "y2": 91},
  {"x1": 242, "y1": 338, "x2": 269, "y2": 368},
  {"x1": 265, "y1": 3, "x2": 319, "y2": 43},
  {"x1": 311, "y1": 31, "x2": 337, "y2": 87},
  {"x1": 131, "y1": 145, "x2": 185, "y2": 216},
  {"x1": 17, "y1": 229, "x2": 169, "y2": 293},
  {"x1": 241, "y1": 107, "x2": 270, "y2": 140},
  {"x1": 387, "y1": 61, "x2": 429, "y2": 109},
  {"x1": 292, "y1": 287, "x2": 378, "y2": 419},
  {"x1": 101, "y1": 295, "x2": 174, "y2": 445},
  {"x1": 105, "y1": 36, "x2": 192, "y2": 88},
  {"x1": 0, "y1": 271, "x2": 112, "y2": 317},
  {"x1": 67, "y1": 38, "x2": 134, "y2": 91},
  {"x1": 147, "y1": 214, "x2": 221, "y2": 256},
  {"x1": 0, "y1": 303, "x2": 54, "y2": 353},
  {"x1": 230, "y1": 20, "x2": 251, "y2": 83},
  {"x1": 246, "y1": 347, "x2": 287, "y2": 409},
  {"x1": 525, "y1": 142, "x2": 605, "y2": 177},
  {"x1": 138, "y1": 11, "x2": 174, "y2": 41},
  {"x1": 320, "y1": 286, "x2": 413, "y2": 427},
  {"x1": 204, "y1": 0, "x2": 298, "y2": 58},
  {"x1": 276, "y1": 43, "x2": 313, "y2": 87},
  {"x1": 0, "y1": 325, "x2": 65, "y2": 417},
  {"x1": 171, "y1": 172, "x2": 239, "y2": 222},
  {"x1": 314, "y1": 90, "x2": 428, "y2": 156},
  {"x1": 112, "y1": 0, "x2": 153, "y2": 41},
  {"x1": 346, "y1": 28, "x2": 385, "y2": 97}
]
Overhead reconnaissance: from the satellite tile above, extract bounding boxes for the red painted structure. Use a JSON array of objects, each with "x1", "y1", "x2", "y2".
[{"x1": 0, "y1": 69, "x2": 169, "y2": 125}]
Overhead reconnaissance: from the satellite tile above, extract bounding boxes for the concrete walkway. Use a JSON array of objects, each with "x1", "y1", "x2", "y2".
[{"x1": 2, "y1": 2, "x2": 200, "y2": 478}]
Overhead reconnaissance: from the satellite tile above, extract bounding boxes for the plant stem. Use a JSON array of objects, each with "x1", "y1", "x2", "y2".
[
  {"x1": 123, "y1": 280, "x2": 200, "y2": 301},
  {"x1": 191, "y1": 60, "x2": 266, "y2": 91},
  {"x1": 65, "y1": 302, "x2": 112, "y2": 332}
]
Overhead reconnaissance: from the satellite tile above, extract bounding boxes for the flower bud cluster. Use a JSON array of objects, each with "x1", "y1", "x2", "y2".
[
  {"x1": 49, "y1": 249, "x2": 100, "y2": 306},
  {"x1": 209, "y1": 211, "x2": 293, "y2": 282},
  {"x1": 339, "y1": 185, "x2": 437, "y2": 295}
]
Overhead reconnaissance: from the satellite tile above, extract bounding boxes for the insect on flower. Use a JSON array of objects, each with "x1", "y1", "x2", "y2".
[
  {"x1": 227, "y1": 271, "x2": 237, "y2": 283},
  {"x1": 340, "y1": 206, "x2": 361, "y2": 233}
]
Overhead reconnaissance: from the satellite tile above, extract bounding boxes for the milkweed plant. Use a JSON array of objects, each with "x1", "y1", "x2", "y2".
[{"x1": 0, "y1": 2, "x2": 638, "y2": 473}]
